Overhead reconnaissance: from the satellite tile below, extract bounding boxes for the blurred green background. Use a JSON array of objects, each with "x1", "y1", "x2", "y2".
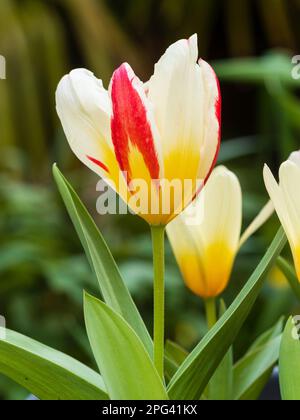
[{"x1": 0, "y1": 0, "x2": 300, "y2": 399}]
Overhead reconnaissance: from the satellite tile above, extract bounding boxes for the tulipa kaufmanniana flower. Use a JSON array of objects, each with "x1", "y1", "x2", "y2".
[
  {"x1": 264, "y1": 151, "x2": 300, "y2": 282},
  {"x1": 55, "y1": 34, "x2": 221, "y2": 227},
  {"x1": 56, "y1": 34, "x2": 221, "y2": 381},
  {"x1": 167, "y1": 165, "x2": 274, "y2": 325}
]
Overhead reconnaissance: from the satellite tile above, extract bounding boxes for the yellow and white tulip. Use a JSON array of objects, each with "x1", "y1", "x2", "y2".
[
  {"x1": 264, "y1": 151, "x2": 300, "y2": 282},
  {"x1": 167, "y1": 166, "x2": 273, "y2": 298},
  {"x1": 56, "y1": 34, "x2": 220, "y2": 226}
]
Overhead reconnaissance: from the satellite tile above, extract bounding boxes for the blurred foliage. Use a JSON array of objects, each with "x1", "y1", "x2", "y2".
[{"x1": 0, "y1": 0, "x2": 300, "y2": 399}]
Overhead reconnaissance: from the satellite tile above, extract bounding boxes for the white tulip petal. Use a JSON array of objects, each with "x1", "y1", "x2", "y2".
[
  {"x1": 263, "y1": 164, "x2": 297, "y2": 246},
  {"x1": 148, "y1": 34, "x2": 220, "y2": 185},
  {"x1": 198, "y1": 166, "x2": 242, "y2": 250},
  {"x1": 288, "y1": 150, "x2": 300, "y2": 167},
  {"x1": 197, "y1": 59, "x2": 221, "y2": 181},
  {"x1": 56, "y1": 69, "x2": 119, "y2": 179},
  {"x1": 279, "y1": 161, "x2": 300, "y2": 238},
  {"x1": 167, "y1": 166, "x2": 241, "y2": 298},
  {"x1": 167, "y1": 212, "x2": 207, "y2": 297}
]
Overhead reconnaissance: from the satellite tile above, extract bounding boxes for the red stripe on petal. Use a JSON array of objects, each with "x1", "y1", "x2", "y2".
[
  {"x1": 110, "y1": 63, "x2": 160, "y2": 182},
  {"x1": 204, "y1": 65, "x2": 221, "y2": 185},
  {"x1": 87, "y1": 155, "x2": 110, "y2": 173}
]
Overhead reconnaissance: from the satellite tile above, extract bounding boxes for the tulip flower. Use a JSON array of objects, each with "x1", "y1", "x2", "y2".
[
  {"x1": 55, "y1": 34, "x2": 220, "y2": 227},
  {"x1": 167, "y1": 166, "x2": 274, "y2": 305},
  {"x1": 56, "y1": 34, "x2": 221, "y2": 381},
  {"x1": 264, "y1": 151, "x2": 300, "y2": 282},
  {"x1": 167, "y1": 166, "x2": 242, "y2": 301}
]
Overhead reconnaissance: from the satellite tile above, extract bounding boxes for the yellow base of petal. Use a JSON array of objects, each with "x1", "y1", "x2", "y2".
[
  {"x1": 179, "y1": 241, "x2": 235, "y2": 298},
  {"x1": 126, "y1": 147, "x2": 201, "y2": 226},
  {"x1": 292, "y1": 247, "x2": 300, "y2": 283}
]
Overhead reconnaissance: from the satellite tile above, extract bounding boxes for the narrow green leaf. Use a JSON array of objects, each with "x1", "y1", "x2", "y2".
[
  {"x1": 277, "y1": 257, "x2": 300, "y2": 303},
  {"x1": 0, "y1": 328, "x2": 107, "y2": 400},
  {"x1": 84, "y1": 293, "x2": 168, "y2": 400},
  {"x1": 248, "y1": 317, "x2": 284, "y2": 352},
  {"x1": 208, "y1": 300, "x2": 233, "y2": 400},
  {"x1": 234, "y1": 319, "x2": 284, "y2": 400},
  {"x1": 164, "y1": 341, "x2": 188, "y2": 383},
  {"x1": 164, "y1": 355, "x2": 178, "y2": 383},
  {"x1": 165, "y1": 341, "x2": 188, "y2": 366},
  {"x1": 233, "y1": 335, "x2": 281, "y2": 400},
  {"x1": 214, "y1": 53, "x2": 300, "y2": 87},
  {"x1": 168, "y1": 228, "x2": 286, "y2": 400},
  {"x1": 53, "y1": 165, "x2": 152, "y2": 356},
  {"x1": 279, "y1": 317, "x2": 300, "y2": 400}
]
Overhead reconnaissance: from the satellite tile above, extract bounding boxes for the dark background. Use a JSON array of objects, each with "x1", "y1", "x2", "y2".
[{"x1": 0, "y1": 0, "x2": 300, "y2": 399}]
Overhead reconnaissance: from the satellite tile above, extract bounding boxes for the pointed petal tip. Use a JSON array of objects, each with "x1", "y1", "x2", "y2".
[
  {"x1": 263, "y1": 163, "x2": 272, "y2": 178},
  {"x1": 188, "y1": 33, "x2": 198, "y2": 48},
  {"x1": 187, "y1": 34, "x2": 198, "y2": 61},
  {"x1": 188, "y1": 33, "x2": 198, "y2": 41},
  {"x1": 109, "y1": 62, "x2": 138, "y2": 95},
  {"x1": 212, "y1": 165, "x2": 230, "y2": 176},
  {"x1": 57, "y1": 68, "x2": 95, "y2": 88},
  {"x1": 112, "y1": 62, "x2": 133, "y2": 79},
  {"x1": 56, "y1": 73, "x2": 69, "y2": 96},
  {"x1": 288, "y1": 150, "x2": 300, "y2": 167}
]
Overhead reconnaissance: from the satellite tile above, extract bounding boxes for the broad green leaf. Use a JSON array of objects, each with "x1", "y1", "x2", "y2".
[
  {"x1": 207, "y1": 353, "x2": 234, "y2": 400},
  {"x1": 279, "y1": 317, "x2": 300, "y2": 400},
  {"x1": 168, "y1": 228, "x2": 286, "y2": 400},
  {"x1": 53, "y1": 165, "x2": 152, "y2": 356},
  {"x1": 165, "y1": 341, "x2": 188, "y2": 366},
  {"x1": 208, "y1": 300, "x2": 233, "y2": 400},
  {"x1": 277, "y1": 257, "x2": 300, "y2": 303},
  {"x1": 0, "y1": 328, "x2": 107, "y2": 400},
  {"x1": 84, "y1": 293, "x2": 168, "y2": 400},
  {"x1": 233, "y1": 335, "x2": 281, "y2": 400}
]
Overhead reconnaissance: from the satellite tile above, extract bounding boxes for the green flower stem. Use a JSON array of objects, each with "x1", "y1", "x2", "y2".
[
  {"x1": 151, "y1": 225, "x2": 165, "y2": 380},
  {"x1": 205, "y1": 298, "x2": 217, "y2": 329}
]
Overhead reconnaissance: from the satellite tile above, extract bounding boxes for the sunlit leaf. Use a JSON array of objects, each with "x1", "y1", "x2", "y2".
[
  {"x1": 279, "y1": 317, "x2": 300, "y2": 400},
  {"x1": 53, "y1": 165, "x2": 152, "y2": 356},
  {"x1": 208, "y1": 300, "x2": 233, "y2": 400},
  {"x1": 233, "y1": 318, "x2": 283, "y2": 400},
  {"x1": 167, "y1": 228, "x2": 286, "y2": 400},
  {"x1": 84, "y1": 293, "x2": 168, "y2": 400},
  {"x1": 0, "y1": 328, "x2": 107, "y2": 400}
]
